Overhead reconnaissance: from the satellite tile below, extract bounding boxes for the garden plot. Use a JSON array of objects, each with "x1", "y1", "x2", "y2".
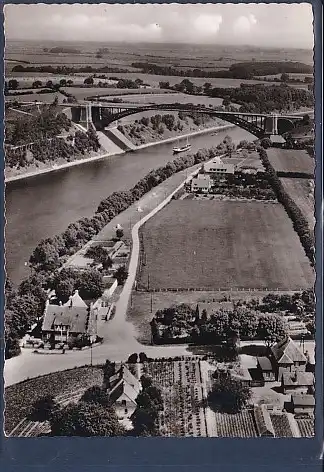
[
  {"x1": 213, "y1": 410, "x2": 258, "y2": 437},
  {"x1": 144, "y1": 359, "x2": 207, "y2": 437}
]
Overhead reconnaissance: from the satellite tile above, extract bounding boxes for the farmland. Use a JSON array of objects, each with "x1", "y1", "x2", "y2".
[
  {"x1": 144, "y1": 359, "x2": 207, "y2": 436},
  {"x1": 5, "y1": 365, "x2": 103, "y2": 435},
  {"x1": 212, "y1": 410, "x2": 258, "y2": 437},
  {"x1": 296, "y1": 417, "x2": 315, "y2": 437},
  {"x1": 280, "y1": 178, "x2": 315, "y2": 230},
  {"x1": 138, "y1": 200, "x2": 314, "y2": 292},
  {"x1": 267, "y1": 148, "x2": 315, "y2": 175}
]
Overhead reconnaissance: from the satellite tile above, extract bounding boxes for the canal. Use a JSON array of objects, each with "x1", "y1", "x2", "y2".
[{"x1": 5, "y1": 126, "x2": 255, "y2": 284}]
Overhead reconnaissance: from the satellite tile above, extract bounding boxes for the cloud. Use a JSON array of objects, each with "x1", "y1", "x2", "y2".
[
  {"x1": 233, "y1": 14, "x2": 257, "y2": 36},
  {"x1": 193, "y1": 14, "x2": 223, "y2": 37}
]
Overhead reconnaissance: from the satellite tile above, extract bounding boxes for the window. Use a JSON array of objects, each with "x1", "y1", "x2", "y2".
[{"x1": 121, "y1": 400, "x2": 126, "y2": 406}]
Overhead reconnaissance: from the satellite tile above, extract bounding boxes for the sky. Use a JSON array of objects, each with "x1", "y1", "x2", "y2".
[{"x1": 4, "y1": 3, "x2": 314, "y2": 49}]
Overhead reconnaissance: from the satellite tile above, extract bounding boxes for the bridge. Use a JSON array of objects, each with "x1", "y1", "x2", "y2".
[{"x1": 67, "y1": 101, "x2": 308, "y2": 140}]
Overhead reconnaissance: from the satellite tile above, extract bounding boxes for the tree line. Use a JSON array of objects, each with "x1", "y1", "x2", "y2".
[
  {"x1": 131, "y1": 61, "x2": 312, "y2": 80},
  {"x1": 259, "y1": 148, "x2": 315, "y2": 265},
  {"x1": 150, "y1": 302, "x2": 287, "y2": 347}
]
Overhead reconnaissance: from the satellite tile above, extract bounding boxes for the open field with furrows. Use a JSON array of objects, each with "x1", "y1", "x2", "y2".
[
  {"x1": 144, "y1": 359, "x2": 207, "y2": 437},
  {"x1": 212, "y1": 410, "x2": 258, "y2": 437},
  {"x1": 296, "y1": 418, "x2": 315, "y2": 437},
  {"x1": 138, "y1": 200, "x2": 314, "y2": 292},
  {"x1": 5, "y1": 365, "x2": 103, "y2": 435},
  {"x1": 267, "y1": 149, "x2": 315, "y2": 175},
  {"x1": 280, "y1": 178, "x2": 315, "y2": 230},
  {"x1": 128, "y1": 289, "x2": 298, "y2": 344}
]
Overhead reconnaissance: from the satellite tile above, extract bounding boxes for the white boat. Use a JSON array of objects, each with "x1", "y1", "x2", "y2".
[{"x1": 173, "y1": 137, "x2": 191, "y2": 154}]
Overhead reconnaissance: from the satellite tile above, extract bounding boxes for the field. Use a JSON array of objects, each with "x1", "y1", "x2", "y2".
[
  {"x1": 138, "y1": 200, "x2": 314, "y2": 292},
  {"x1": 144, "y1": 359, "x2": 207, "y2": 436},
  {"x1": 5, "y1": 92, "x2": 64, "y2": 104},
  {"x1": 280, "y1": 178, "x2": 315, "y2": 230},
  {"x1": 296, "y1": 417, "x2": 315, "y2": 437},
  {"x1": 267, "y1": 149, "x2": 315, "y2": 175},
  {"x1": 213, "y1": 410, "x2": 258, "y2": 437},
  {"x1": 5, "y1": 365, "x2": 103, "y2": 435}
]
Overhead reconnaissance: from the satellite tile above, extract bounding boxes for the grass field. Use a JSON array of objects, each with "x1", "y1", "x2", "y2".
[
  {"x1": 280, "y1": 178, "x2": 315, "y2": 230},
  {"x1": 267, "y1": 149, "x2": 315, "y2": 175},
  {"x1": 5, "y1": 365, "x2": 103, "y2": 434},
  {"x1": 5, "y1": 92, "x2": 64, "y2": 104},
  {"x1": 138, "y1": 200, "x2": 314, "y2": 292}
]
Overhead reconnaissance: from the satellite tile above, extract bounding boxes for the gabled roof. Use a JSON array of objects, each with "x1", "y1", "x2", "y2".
[
  {"x1": 271, "y1": 336, "x2": 307, "y2": 365},
  {"x1": 108, "y1": 364, "x2": 141, "y2": 405},
  {"x1": 42, "y1": 305, "x2": 89, "y2": 333},
  {"x1": 282, "y1": 372, "x2": 314, "y2": 387},
  {"x1": 63, "y1": 290, "x2": 88, "y2": 308},
  {"x1": 257, "y1": 357, "x2": 273, "y2": 371},
  {"x1": 254, "y1": 405, "x2": 275, "y2": 437}
]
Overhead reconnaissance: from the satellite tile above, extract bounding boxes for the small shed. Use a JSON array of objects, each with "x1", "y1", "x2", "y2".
[
  {"x1": 281, "y1": 371, "x2": 314, "y2": 394},
  {"x1": 291, "y1": 394, "x2": 315, "y2": 415},
  {"x1": 257, "y1": 357, "x2": 276, "y2": 382}
]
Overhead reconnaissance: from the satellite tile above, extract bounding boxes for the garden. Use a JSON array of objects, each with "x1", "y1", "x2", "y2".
[{"x1": 144, "y1": 359, "x2": 207, "y2": 436}]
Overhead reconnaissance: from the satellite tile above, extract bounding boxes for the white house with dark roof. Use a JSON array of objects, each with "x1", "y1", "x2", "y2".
[
  {"x1": 203, "y1": 156, "x2": 235, "y2": 177},
  {"x1": 107, "y1": 364, "x2": 141, "y2": 427}
]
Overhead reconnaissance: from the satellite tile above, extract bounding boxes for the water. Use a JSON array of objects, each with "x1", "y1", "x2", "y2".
[{"x1": 5, "y1": 126, "x2": 254, "y2": 284}]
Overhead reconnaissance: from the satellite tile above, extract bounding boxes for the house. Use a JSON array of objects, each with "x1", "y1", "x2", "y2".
[
  {"x1": 191, "y1": 174, "x2": 212, "y2": 193},
  {"x1": 107, "y1": 364, "x2": 141, "y2": 425},
  {"x1": 281, "y1": 371, "x2": 314, "y2": 394},
  {"x1": 203, "y1": 156, "x2": 235, "y2": 177},
  {"x1": 257, "y1": 357, "x2": 276, "y2": 382},
  {"x1": 270, "y1": 336, "x2": 307, "y2": 380},
  {"x1": 253, "y1": 404, "x2": 275, "y2": 437},
  {"x1": 291, "y1": 394, "x2": 315, "y2": 415},
  {"x1": 41, "y1": 290, "x2": 97, "y2": 347}
]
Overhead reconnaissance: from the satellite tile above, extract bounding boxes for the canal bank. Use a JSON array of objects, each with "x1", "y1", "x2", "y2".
[{"x1": 5, "y1": 124, "x2": 234, "y2": 184}]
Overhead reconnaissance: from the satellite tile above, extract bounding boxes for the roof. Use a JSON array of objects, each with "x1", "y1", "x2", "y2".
[
  {"x1": 257, "y1": 357, "x2": 273, "y2": 371},
  {"x1": 282, "y1": 371, "x2": 314, "y2": 387},
  {"x1": 192, "y1": 176, "x2": 211, "y2": 188},
  {"x1": 271, "y1": 336, "x2": 307, "y2": 365},
  {"x1": 42, "y1": 305, "x2": 89, "y2": 333},
  {"x1": 254, "y1": 405, "x2": 275, "y2": 437},
  {"x1": 108, "y1": 364, "x2": 141, "y2": 405},
  {"x1": 291, "y1": 394, "x2": 315, "y2": 407},
  {"x1": 63, "y1": 290, "x2": 88, "y2": 308}
]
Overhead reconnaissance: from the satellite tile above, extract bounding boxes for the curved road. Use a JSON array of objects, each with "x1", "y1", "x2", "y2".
[{"x1": 4, "y1": 165, "x2": 202, "y2": 387}]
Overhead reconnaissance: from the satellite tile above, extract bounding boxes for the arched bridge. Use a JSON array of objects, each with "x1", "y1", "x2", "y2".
[{"x1": 68, "y1": 102, "x2": 308, "y2": 139}]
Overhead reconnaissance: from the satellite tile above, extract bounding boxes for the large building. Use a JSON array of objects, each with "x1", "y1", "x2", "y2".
[
  {"x1": 41, "y1": 290, "x2": 106, "y2": 346},
  {"x1": 203, "y1": 156, "x2": 235, "y2": 177}
]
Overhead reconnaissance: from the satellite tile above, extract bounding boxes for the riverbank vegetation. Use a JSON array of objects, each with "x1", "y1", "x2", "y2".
[{"x1": 117, "y1": 111, "x2": 226, "y2": 146}]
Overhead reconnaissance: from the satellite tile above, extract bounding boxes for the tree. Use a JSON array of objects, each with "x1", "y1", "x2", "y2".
[
  {"x1": 261, "y1": 137, "x2": 272, "y2": 149},
  {"x1": 127, "y1": 352, "x2": 138, "y2": 363},
  {"x1": 114, "y1": 265, "x2": 128, "y2": 285},
  {"x1": 81, "y1": 386, "x2": 110, "y2": 406},
  {"x1": 280, "y1": 73, "x2": 289, "y2": 82},
  {"x1": 116, "y1": 228, "x2": 124, "y2": 240},
  {"x1": 84, "y1": 76, "x2": 94, "y2": 85},
  {"x1": 140, "y1": 375, "x2": 153, "y2": 389},
  {"x1": 8, "y1": 79, "x2": 19, "y2": 90},
  {"x1": 139, "y1": 352, "x2": 148, "y2": 363},
  {"x1": 103, "y1": 359, "x2": 116, "y2": 388},
  {"x1": 208, "y1": 377, "x2": 251, "y2": 413},
  {"x1": 132, "y1": 407, "x2": 158, "y2": 436},
  {"x1": 50, "y1": 401, "x2": 124, "y2": 436},
  {"x1": 257, "y1": 315, "x2": 287, "y2": 346},
  {"x1": 32, "y1": 80, "x2": 43, "y2": 88},
  {"x1": 29, "y1": 395, "x2": 58, "y2": 422}
]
